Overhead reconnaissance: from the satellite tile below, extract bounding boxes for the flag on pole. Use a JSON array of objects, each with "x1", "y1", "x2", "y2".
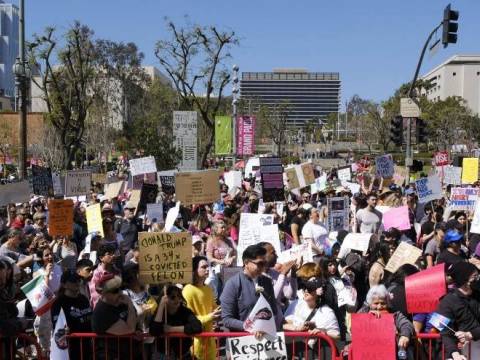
[
  {"x1": 21, "y1": 275, "x2": 56, "y2": 316},
  {"x1": 50, "y1": 308, "x2": 70, "y2": 360}
]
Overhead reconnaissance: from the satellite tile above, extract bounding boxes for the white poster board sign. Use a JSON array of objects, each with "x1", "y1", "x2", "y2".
[
  {"x1": 278, "y1": 243, "x2": 313, "y2": 264},
  {"x1": 64, "y1": 170, "x2": 91, "y2": 197},
  {"x1": 471, "y1": 197, "x2": 480, "y2": 234},
  {"x1": 147, "y1": 203, "x2": 164, "y2": 224},
  {"x1": 224, "y1": 171, "x2": 243, "y2": 195},
  {"x1": 173, "y1": 111, "x2": 198, "y2": 171},
  {"x1": 443, "y1": 166, "x2": 462, "y2": 185},
  {"x1": 415, "y1": 175, "x2": 442, "y2": 204},
  {"x1": 227, "y1": 332, "x2": 287, "y2": 360},
  {"x1": 129, "y1": 156, "x2": 157, "y2": 177},
  {"x1": 164, "y1": 201, "x2": 180, "y2": 232},
  {"x1": 337, "y1": 166, "x2": 352, "y2": 182},
  {"x1": 237, "y1": 213, "x2": 275, "y2": 266}
]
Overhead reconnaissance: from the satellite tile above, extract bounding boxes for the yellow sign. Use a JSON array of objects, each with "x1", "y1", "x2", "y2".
[
  {"x1": 86, "y1": 203, "x2": 104, "y2": 237},
  {"x1": 462, "y1": 158, "x2": 479, "y2": 184},
  {"x1": 138, "y1": 231, "x2": 192, "y2": 284}
]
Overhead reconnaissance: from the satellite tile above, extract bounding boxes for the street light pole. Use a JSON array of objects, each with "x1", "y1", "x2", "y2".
[
  {"x1": 15, "y1": 0, "x2": 28, "y2": 180},
  {"x1": 232, "y1": 65, "x2": 239, "y2": 167}
]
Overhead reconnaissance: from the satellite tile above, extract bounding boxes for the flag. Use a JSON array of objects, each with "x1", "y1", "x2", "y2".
[
  {"x1": 428, "y1": 312, "x2": 452, "y2": 332},
  {"x1": 50, "y1": 308, "x2": 70, "y2": 360},
  {"x1": 243, "y1": 294, "x2": 276, "y2": 336},
  {"x1": 20, "y1": 275, "x2": 56, "y2": 316},
  {"x1": 215, "y1": 116, "x2": 232, "y2": 155}
]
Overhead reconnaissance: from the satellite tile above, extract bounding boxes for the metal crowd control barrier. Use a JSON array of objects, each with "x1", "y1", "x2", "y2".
[
  {"x1": 65, "y1": 331, "x2": 341, "y2": 360},
  {"x1": 0, "y1": 332, "x2": 46, "y2": 360}
]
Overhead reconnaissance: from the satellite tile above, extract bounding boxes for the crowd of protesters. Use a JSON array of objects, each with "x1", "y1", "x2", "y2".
[{"x1": 1, "y1": 161, "x2": 480, "y2": 360}]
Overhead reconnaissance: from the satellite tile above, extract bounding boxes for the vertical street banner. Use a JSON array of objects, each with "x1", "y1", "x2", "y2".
[
  {"x1": 173, "y1": 111, "x2": 198, "y2": 170},
  {"x1": 236, "y1": 116, "x2": 255, "y2": 156},
  {"x1": 215, "y1": 116, "x2": 232, "y2": 155},
  {"x1": 259, "y1": 157, "x2": 284, "y2": 202},
  {"x1": 32, "y1": 165, "x2": 54, "y2": 197},
  {"x1": 327, "y1": 197, "x2": 349, "y2": 233},
  {"x1": 138, "y1": 231, "x2": 192, "y2": 284}
]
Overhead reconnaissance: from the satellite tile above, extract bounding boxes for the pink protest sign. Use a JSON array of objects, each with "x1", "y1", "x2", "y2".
[
  {"x1": 351, "y1": 313, "x2": 396, "y2": 360},
  {"x1": 434, "y1": 151, "x2": 449, "y2": 166},
  {"x1": 405, "y1": 263, "x2": 446, "y2": 313},
  {"x1": 382, "y1": 206, "x2": 410, "y2": 231},
  {"x1": 236, "y1": 116, "x2": 255, "y2": 156}
]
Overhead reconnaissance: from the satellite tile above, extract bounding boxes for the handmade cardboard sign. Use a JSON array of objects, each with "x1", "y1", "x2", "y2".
[
  {"x1": 405, "y1": 264, "x2": 446, "y2": 313},
  {"x1": 48, "y1": 199, "x2": 74, "y2": 237},
  {"x1": 175, "y1": 170, "x2": 220, "y2": 205},
  {"x1": 385, "y1": 242, "x2": 422, "y2": 273},
  {"x1": 138, "y1": 231, "x2": 192, "y2": 284}
]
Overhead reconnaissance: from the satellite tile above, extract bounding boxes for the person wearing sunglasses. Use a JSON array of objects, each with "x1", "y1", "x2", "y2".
[
  {"x1": 150, "y1": 285, "x2": 202, "y2": 360},
  {"x1": 220, "y1": 244, "x2": 277, "y2": 339}
]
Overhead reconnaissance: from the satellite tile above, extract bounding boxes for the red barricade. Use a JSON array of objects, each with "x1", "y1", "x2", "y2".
[
  {"x1": 0, "y1": 332, "x2": 46, "y2": 360},
  {"x1": 66, "y1": 331, "x2": 341, "y2": 360}
]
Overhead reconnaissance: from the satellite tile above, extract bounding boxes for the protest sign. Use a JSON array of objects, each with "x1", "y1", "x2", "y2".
[
  {"x1": 227, "y1": 333, "x2": 287, "y2": 360},
  {"x1": 215, "y1": 115, "x2": 232, "y2": 155},
  {"x1": 128, "y1": 189, "x2": 141, "y2": 214},
  {"x1": 337, "y1": 166, "x2": 352, "y2": 182},
  {"x1": 0, "y1": 181, "x2": 30, "y2": 205},
  {"x1": 91, "y1": 173, "x2": 107, "y2": 184},
  {"x1": 259, "y1": 157, "x2": 284, "y2": 202},
  {"x1": 471, "y1": 197, "x2": 480, "y2": 234},
  {"x1": 173, "y1": 111, "x2": 198, "y2": 170},
  {"x1": 434, "y1": 151, "x2": 449, "y2": 166},
  {"x1": 104, "y1": 181, "x2": 124, "y2": 200},
  {"x1": 310, "y1": 174, "x2": 327, "y2": 193},
  {"x1": 443, "y1": 166, "x2": 462, "y2": 185},
  {"x1": 138, "y1": 231, "x2": 192, "y2": 284},
  {"x1": 285, "y1": 167, "x2": 300, "y2": 189},
  {"x1": 224, "y1": 170, "x2": 243, "y2": 195},
  {"x1": 236, "y1": 116, "x2": 255, "y2": 156},
  {"x1": 385, "y1": 241, "x2": 422, "y2": 273},
  {"x1": 158, "y1": 170, "x2": 176, "y2": 195},
  {"x1": 237, "y1": 213, "x2": 275, "y2": 266},
  {"x1": 405, "y1": 264, "x2": 446, "y2": 313},
  {"x1": 450, "y1": 187, "x2": 479, "y2": 211},
  {"x1": 462, "y1": 158, "x2": 479, "y2": 184},
  {"x1": 52, "y1": 173, "x2": 64, "y2": 196},
  {"x1": 339, "y1": 233, "x2": 372, "y2": 255},
  {"x1": 48, "y1": 199, "x2": 74, "y2": 237},
  {"x1": 138, "y1": 183, "x2": 158, "y2": 214},
  {"x1": 164, "y1": 201, "x2": 180, "y2": 232},
  {"x1": 32, "y1": 165, "x2": 54, "y2": 197},
  {"x1": 327, "y1": 197, "x2": 349, "y2": 232},
  {"x1": 175, "y1": 170, "x2": 220, "y2": 205},
  {"x1": 300, "y1": 163, "x2": 315, "y2": 185},
  {"x1": 244, "y1": 294, "x2": 277, "y2": 336},
  {"x1": 278, "y1": 243, "x2": 313, "y2": 264},
  {"x1": 50, "y1": 308, "x2": 69, "y2": 360},
  {"x1": 351, "y1": 313, "x2": 396, "y2": 360},
  {"x1": 342, "y1": 181, "x2": 361, "y2": 194},
  {"x1": 64, "y1": 170, "x2": 91, "y2": 197},
  {"x1": 375, "y1": 154, "x2": 394, "y2": 178},
  {"x1": 382, "y1": 206, "x2": 410, "y2": 231},
  {"x1": 285, "y1": 163, "x2": 315, "y2": 189},
  {"x1": 86, "y1": 203, "x2": 104, "y2": 237},
  {"x1": 415, "y1": 175, "x2": 442, "y2": 204},
  {"x1": 147, "y1": 203, "x2": 164, "y2": 224},
  {"x1": 129, "y1": 156, "x2": 157, "y2": 177}
]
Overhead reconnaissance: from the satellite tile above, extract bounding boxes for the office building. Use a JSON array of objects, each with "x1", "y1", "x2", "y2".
[
  {"x1": 0, "y1": 0, "x2": 19, "y2": 98},
  {"x1": 421, "y1": 55, "x2": 480, "y2": 115},
  {"x1": 240, "y1": 69, "x2": 341, "y2": 127}
]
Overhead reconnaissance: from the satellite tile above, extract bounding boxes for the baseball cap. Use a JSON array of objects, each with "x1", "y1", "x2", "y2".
[{"x1": 444, "y1": 229, "x2": 463, "y2": 244}]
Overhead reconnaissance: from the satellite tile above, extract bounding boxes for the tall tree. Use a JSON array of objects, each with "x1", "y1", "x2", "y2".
[{"x1": 154, "y1": 20, "x2": 238, "y2": 167}]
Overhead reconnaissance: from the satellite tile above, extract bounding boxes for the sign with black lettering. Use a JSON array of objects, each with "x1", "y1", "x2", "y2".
[
  {"x1": 64, "y1": 170, "x2": 91, "y2": 197},
  {"x1": 32, "y1": 165, "x2": 54, "y2": 197},
  {"x1": 227, "y1": 332, "x2": 287, "y2": 360},
  {"x1": 175, "y1": 170, "x2": 220, "y2": 205},
  {"x1": 139, "y1": 232, "x2": 192, "y2": 284}
]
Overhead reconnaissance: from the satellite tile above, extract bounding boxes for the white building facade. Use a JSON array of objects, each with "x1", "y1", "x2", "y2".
[
  {"x1": 421, "y1": 55, "x2": 480, "y2": 115},
  {"x1": 0, "y1": 1, "x2": 19, "y2": 98}
]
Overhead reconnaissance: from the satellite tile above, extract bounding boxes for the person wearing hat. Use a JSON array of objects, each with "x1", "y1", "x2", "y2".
[
  {"x1": 425, "y1": 222, "x2": 447, "y2": 268},
  {"x1": 355, "y1": 192, "x2": 382, "y2": 235},
  {"x1": 436, "y1": 262, "x2": 480, "y2": 360},
  {"x1": 113, "y1": 200, "x2": 141, "y2": 254},
  {"x1": 436, "y1": 230, "x2": 467, "y2": 269},
  {"x1": 32, "y1": 211, "x2": 49, "y2": 240},
  {"x1": 51, "y1": 271, "x2": 92, "y2": 360}
]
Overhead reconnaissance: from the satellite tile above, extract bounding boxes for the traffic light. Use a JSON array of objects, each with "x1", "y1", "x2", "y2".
[
  {"x1": 411, "y1": 160, "x2": 424, "y2": 173},
  {"x1": 442, "y1": 4, "x2": 459, "y2": 48},
  {"x1": 390, "y1": 116, "x2": 403, "y2": 146},
  {"x1": 416, "y1": 118, "x2": 428, "y2": 143}
]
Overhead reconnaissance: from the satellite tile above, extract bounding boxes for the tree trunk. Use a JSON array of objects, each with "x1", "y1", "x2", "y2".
[{"x1": 201, "y1": 126, "x2": 215, "y2": 169}]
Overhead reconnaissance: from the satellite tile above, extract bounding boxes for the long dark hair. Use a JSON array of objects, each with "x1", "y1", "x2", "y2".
[{"x1": 192, "y1": 256, "x2": 208, "y2": 284}]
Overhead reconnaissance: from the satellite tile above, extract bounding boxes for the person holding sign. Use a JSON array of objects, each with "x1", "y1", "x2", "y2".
[
  {"x1": 150, "y1": 285, "x2": 203, "y2": 359},
  {"x1": 436, "y1": 262, "x2": 480, "y2": 360},
  {"x1": 358, "y1": 285, "x2": 415, "y2": 357}
]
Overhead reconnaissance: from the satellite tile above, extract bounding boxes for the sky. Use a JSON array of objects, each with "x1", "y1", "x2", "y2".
[{"x1": 16, "y1": 0, "x2": 480, "y2": 109}]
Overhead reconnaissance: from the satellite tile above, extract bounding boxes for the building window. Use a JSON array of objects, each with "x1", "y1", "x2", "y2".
[{"x1": 453, "y1": 72, "x2": 456, "y2": 76}]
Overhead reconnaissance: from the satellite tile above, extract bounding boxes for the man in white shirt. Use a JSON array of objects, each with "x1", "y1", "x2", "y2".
[
  {"x1": 356, "y1": 193, "x2": 382, "y2": 234},
  {"x1": 301, "y1": 208, "x2": 329, "y2": 256}
]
